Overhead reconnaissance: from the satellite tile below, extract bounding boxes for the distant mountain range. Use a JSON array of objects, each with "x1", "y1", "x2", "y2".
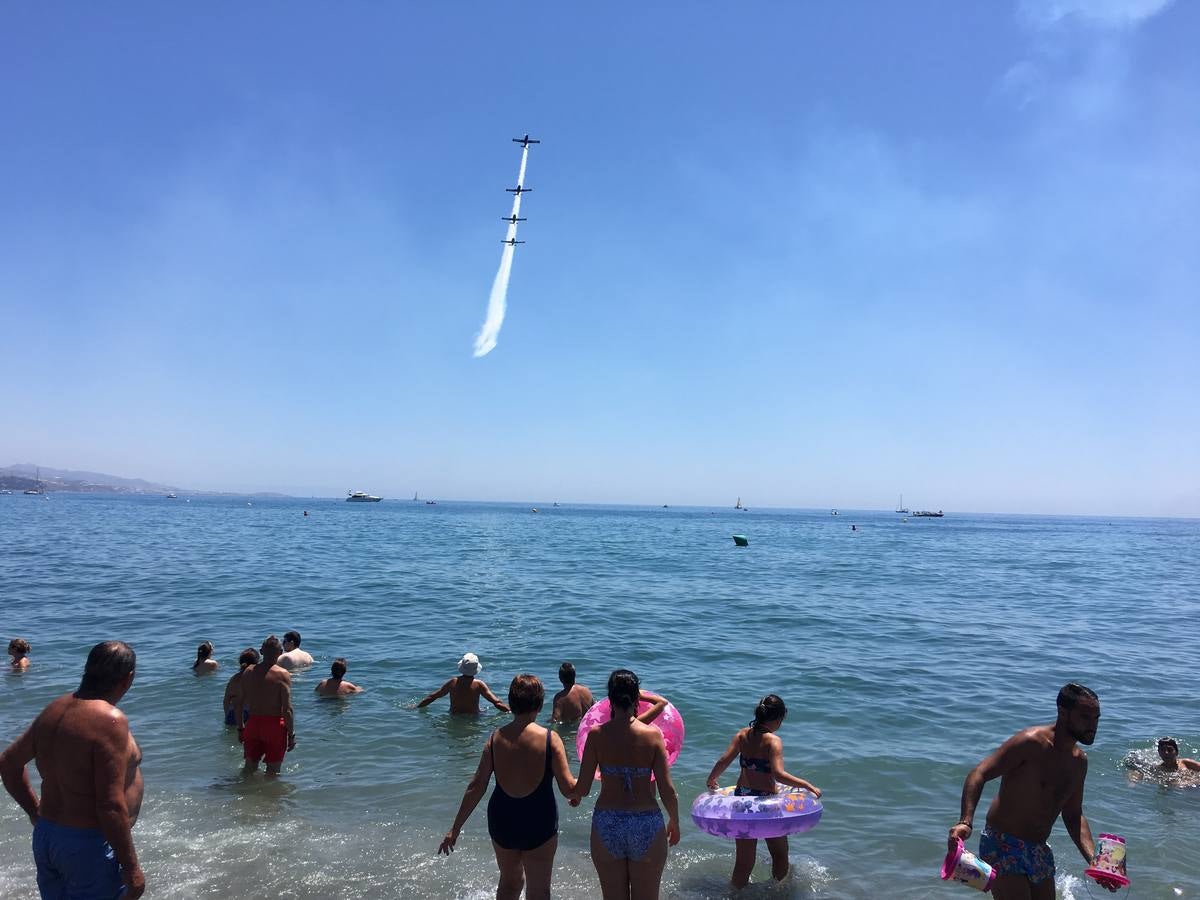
[{"x1": 0, "y1": 464, "x2": 288, "y2": 498}]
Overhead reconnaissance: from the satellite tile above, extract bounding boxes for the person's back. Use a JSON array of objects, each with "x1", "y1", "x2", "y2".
[
  {"x1": 417, "y1": 653, "x2": 510, "y2": 714},
  {"x1": 315, "y1": 657, "x2": 363, "y2": 697},
  {"x1": 8, "y1": 638, "x2": 31, "y2": 671},
  {"x1": 277, "y1": 630, "x2": 313, "y2": 670},
  {"x1": 592, "y1": 717, "x2": 662, "y2": 811},
  {"x1": 551, "y1": 661, "x2": 594, "y2": 723},
  {"x1": 236, "y1": 635, "x2": 295, "y2": 775}
]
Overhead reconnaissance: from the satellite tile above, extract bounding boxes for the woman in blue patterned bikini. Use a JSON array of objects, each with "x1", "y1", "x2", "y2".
[
  {"x1": 705, "y1": 695, "x2": 823, "y2": 887},
  {"x1": 569, "y1": 670, "x2": 681, "y2": 900}
]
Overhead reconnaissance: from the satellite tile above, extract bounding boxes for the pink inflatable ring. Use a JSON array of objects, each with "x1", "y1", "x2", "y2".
[
  {"x1": 575, "y1": 696, "x2": 685, "y2": 768},
  {"x1": 691, "y1": 786, "x2": 822, "y2": 840}
]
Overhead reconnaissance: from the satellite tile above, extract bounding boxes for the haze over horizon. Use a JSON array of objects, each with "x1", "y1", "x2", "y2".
[{"x1": 2, "y1": 2, "x2": 1197, "y2": 518}]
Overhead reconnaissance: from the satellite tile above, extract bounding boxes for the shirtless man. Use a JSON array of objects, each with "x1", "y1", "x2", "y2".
[
  {"x1": 948, "y1": 682, "x2": 1115, "y2": 899},
  {"x1": 1157, "y1": 737, "x2": 1200, "y2": 774},
  {"x1": 551, "y1": 661, "x2": 594, "y2": 724},
  {"x1": 417, "y1": 652, "x2": 510, "y2": 714},
  {"x1": 231, "y1": 635, "x2": 296, "y2": 776},
  {"x1": 0, "y1": 641, "x2": 145, "y2": 898},
  {"x1": 277, "y1": 630, "x2": 314, "y2": 670},
  {"x1": 314, "y1": 657, "x2": 364, "y2": 696}
]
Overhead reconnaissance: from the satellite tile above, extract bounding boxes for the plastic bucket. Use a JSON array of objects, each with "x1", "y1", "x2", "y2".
[
  {"x1": 1084, "y1": 833, "x2": 1130, "y2": 889},
  {"x1": 940, "y1": 838, "x2": 996, "y2": 892}
]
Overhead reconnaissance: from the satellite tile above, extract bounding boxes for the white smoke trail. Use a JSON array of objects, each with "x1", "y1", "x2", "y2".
[{"x1": 473, "y1": 145, "x2": 530, "y2": 358}]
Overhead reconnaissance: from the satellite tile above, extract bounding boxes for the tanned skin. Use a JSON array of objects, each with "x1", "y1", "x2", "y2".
[
  {"x1": 419, "y1": 674, "x2": 510, "y2": 714},
  {"x1": 230, "y1": 646, "x2": 295, "y2": 775},
  {"x1": 948, "y1": 695, "x2": 1115, "y2": 899},
  {"x1": 552, "y1": 683, "x2": 595, "y2": 725},
  {"x1": 0, "y1": 667, "x2": 145, "y2": 898}
]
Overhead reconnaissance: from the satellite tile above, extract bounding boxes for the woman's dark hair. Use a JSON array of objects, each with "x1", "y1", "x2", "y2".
[
  {"x1": 193, "y1": 641, "x2": 214, "y2": 670},
  {"x1": 607, "y1": 669, "x2": 640, "y2": 711},
  {"x1": 78, "y1": 641, "x2": 136, "y2": 696},
  {"x1": 508, "y1": 674, "x2": 545, "y2": 714},
  {"x1": 750, "y1": 694, "x2": 787, "y2": 732},
  {"x1": 8, "y1": 638, "x2": 31, "y2": 656},
  {"x1": 238, "y1": 647, "x2": 260, "y2": 668},
  {"x1": 331, "y1": 658, "x2": 348, "y2": 679}
]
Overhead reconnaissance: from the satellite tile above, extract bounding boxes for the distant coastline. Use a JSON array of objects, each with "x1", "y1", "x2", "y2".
[{"x1": 0, "y1": 463, "x2": 288, "y2": 499}]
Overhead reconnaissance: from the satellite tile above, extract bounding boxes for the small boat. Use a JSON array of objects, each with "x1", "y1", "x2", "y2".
[
  {"x1": 913, "y1": 510, "x2": 944, "y2": 518},
  {"x1": 0, "y1": 489, "x2": 11, "y2": 495},
  {"x1": 735, "y1": 497, "x2": 748, "y2": 510},
  {"x1": 347, "y1": 491, "x2": 382, "y2": 503},
  {"x1": 412, "y1": 491, "x2": 419, "y2": 502},
  {"x1": 24, "y1": 467, "x2": 45, "y2": 495},
  {"x1": 166, "y1": 492, "x2": 177, "y2": 499},
  {"x1": 425, "y1": 500, "x2": 437, "y2": 505},
  {"x1": 531, "y1": 507, "x2": 539, "y2": 513},
  {"x1": 831, "y1": 509, "x2": 839, "y2": 516},
  {"x1": 895, "y1": 494, "x2": 909, "y2": 514},
  {"x1": 732, "y1": 534, "x2": 749, "y2": 547}
]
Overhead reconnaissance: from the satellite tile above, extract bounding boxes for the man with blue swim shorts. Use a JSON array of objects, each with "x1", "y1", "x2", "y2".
[
  {"x1": 947, "y1": 682, "x2": 1117, "y2": 900},
  {"x1": 0, "y1": 641, "x2": 145, "y2": 898}
]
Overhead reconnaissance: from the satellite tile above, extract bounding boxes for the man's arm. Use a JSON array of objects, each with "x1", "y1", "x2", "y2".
[
  {"x1": 478, "y1": 681, "x2": 510, "y2": 713},
  {"x1": 1061, "y1": 758, "x2": 1098, "y2": 864},
  {"x1": 92, "y1": 711, "x2": 145, "y2": 898},
  {"x1": 279, "y1": 674, "x2": 295, "y2": 750},
  {"x1": 1181, "y1": 758, "x2": 1200, "y2": 772},
  {"x1": 0, "y1": 726, "x2": 39, "y2": 825},
  {"x1": 949, "y1": 730, "x2": 1033, "y2": 847},
  {"x1": 417, "y1": 679, "x2": 453, "y2": 708}
]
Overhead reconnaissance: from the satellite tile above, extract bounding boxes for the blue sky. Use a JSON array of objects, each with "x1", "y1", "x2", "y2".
[{"x1": 2, "y1": 1, "x2": 1197, "y2": 515}]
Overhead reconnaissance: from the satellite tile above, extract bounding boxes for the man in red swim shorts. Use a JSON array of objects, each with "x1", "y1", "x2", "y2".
[{"x1": 230, "y1": 635, "x2": 295, "y2": 776}]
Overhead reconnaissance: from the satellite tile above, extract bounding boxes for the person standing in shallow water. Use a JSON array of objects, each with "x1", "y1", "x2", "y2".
[
  {"x1": 277, "y1": 630, "x2": 313, "y2": 670},
  {"x1": 418, "y1": 652, "x2": 510, "y2": 714},
  {"x1": 948, "y1": 682, "x2": 1117, "y2": 899},
  {"x1": 439, "y1": 675, "x2": 578, "y2": 900},
  {"x1": 551, "y1": 661, "x2": 594, "y2": 724},
  {"x1": 569, "y1": 669, "x2": 680, "y2": 900},
  {"x1": 705, "y1": 694, "x2": 823, "y2": 887},
  {"x1": 223, "y1": 647, "x2": 260, "y2": 726},
  {"x1": 0, "y1": 641, "x2": 146, "y2": 898},
  {"x1": 231, "y1": 635, "x2": 296, "y2": 776}
]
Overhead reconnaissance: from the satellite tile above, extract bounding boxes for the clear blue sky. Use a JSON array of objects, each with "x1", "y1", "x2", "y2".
[{"x1": 2, "y1": 1, "x2": 1197, "y2": 515}]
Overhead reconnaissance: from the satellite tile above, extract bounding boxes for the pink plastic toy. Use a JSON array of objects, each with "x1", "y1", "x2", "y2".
[
  {"x1": 575, "y1": 696, "x2": 685, "y2": 768},
  {"x1": 1084, "y1": 833, "x2": 1130, "y2": 890}
]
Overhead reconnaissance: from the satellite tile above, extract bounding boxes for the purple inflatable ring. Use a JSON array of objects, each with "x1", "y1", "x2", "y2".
[{"x1": 691, "y1": 786, "x2": 823, "y2": 840}]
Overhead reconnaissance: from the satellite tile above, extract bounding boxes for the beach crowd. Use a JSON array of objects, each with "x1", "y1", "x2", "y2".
[{"x1": 3, "y1": 636, "x2": 1197, "y2": 899}]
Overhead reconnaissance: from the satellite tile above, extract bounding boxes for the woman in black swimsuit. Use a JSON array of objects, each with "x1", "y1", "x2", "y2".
[
  {"x1": 705, "y1": 694, "x2": 823, "y2": 887},
  {"x1": 439, "y1": 674, "x2": 577, "y2": 900}
]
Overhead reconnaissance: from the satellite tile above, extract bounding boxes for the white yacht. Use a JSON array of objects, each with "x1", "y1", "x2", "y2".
[{"x1": 346, "y1": 490, "x2": 382, "y2": 503}]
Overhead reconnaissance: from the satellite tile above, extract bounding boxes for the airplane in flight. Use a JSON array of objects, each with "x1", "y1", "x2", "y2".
[
  {"x1": 502, "y1": 238, "x2": 526, "y2": 246},
  {"x1": 501, "y1": 215, "x2": 527, "y2": 224},
  {"x1": 512, "y1": 134, "x2": 540, "y2": 148},
  {"x1": 505, "y1": 185, "x2": 532, "y2": 195}
]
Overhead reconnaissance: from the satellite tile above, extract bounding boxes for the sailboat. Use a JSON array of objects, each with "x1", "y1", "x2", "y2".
[
  {"x1": 735, "y1": 497, "x2": 748, "y2": 510},
  {"x1": 412, "y1": 491, "x2": 419, "y2": 502},
  {"x1": 895, "y1": 494, "x2": 909, "y2": 514},
  {"x1": 23, "y1": 467, "x2": 44, "y2": 495}
]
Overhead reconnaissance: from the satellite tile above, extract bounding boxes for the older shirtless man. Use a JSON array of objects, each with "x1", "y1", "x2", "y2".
[
  {"x1": 551, "y1": 661, "x2": 594, "y2": 724},
  {"x1": 232, "y1": 635, "x2": 296, "y2": 776},
  {"x1": 0, "y1": 641, "x2": 145, "y2": 899},
  {"x1": 417, "y1": 652, "x2": 509, "y2": 714},
  {"x1": 948, "y1": 682, "x2": 1115, "y2": 899}
]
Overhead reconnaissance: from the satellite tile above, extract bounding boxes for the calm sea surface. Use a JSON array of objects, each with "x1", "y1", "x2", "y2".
[{"x1": 1, "y1": 495, "x2": 1198, "y2": 898}]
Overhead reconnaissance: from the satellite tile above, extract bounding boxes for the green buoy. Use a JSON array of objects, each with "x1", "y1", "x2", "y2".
[{"x1": 732, "y1": 534, "x2": 749, "y2": 547}]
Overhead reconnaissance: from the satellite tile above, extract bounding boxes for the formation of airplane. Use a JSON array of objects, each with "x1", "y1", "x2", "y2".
[{"x1": 500, "y1": 135, "x2": 537, "y2": 244}]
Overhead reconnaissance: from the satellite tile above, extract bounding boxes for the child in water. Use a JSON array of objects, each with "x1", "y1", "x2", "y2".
[{"x1": 705, "y1": 694, "x2": 823, "y2": 887}]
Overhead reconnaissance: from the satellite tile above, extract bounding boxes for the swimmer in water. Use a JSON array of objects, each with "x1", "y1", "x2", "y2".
[
  {"x1": 192, "y1": 641, "x2": 219, "y2": 674},
  {"x1": 705, "y1": 694, "x2": 823, "y2": 887},
  {"x1": 8, "y1": 638, "x2": 31, "y2": 670},
  {"x1": 1157, "y1": 737, "x2": 1200, "y2": 774},
  {"x1": 418, "y1": 653, "x2": 510, "y2": 714},
  {"x1": 314, "y1": 658, "x2": 364, "y2": 697},
  {"x1": 551, "y1": 661, "x2": 594, "y2": 724}
]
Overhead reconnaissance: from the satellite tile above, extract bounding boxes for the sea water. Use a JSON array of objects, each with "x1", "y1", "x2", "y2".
[{"x1": 1, "y1": 495, "x2": 1197, "y2": 898}]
